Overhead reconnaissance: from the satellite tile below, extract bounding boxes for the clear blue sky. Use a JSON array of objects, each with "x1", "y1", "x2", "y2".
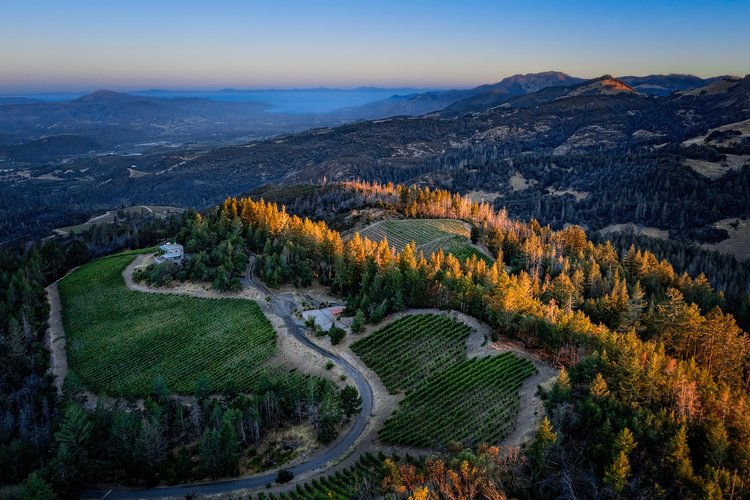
[{"x1": 1, "y1": 0, "x2": 748, "y2": 92}]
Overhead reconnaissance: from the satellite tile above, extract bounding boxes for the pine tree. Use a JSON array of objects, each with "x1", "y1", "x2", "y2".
[
  {"x1": 351, "y1": 309, "x2": 366, "y2": 334},
  {"x1": 134, "y1": 418, "x2": 166, "y2": 480},
  {"x1": 604, "y1": 450, "x2": 631, "y2": 493},
  {"x1": 589, "y1": 373, "x2": 610, "y2": 399},
  {"x1": 614, "y1": 427, "x2": 636, "y2": 456},
  {"x1": 108, "y1": 410, "x2": 141, "y2": 474},
  {"x1": 529, "y1": 417, "x2": 557, "y2": 475},
  {"x1": 339, "y1": 386, "x2": 362, "y2": 418},
  {"x1": 667, "y1": 424, "x2": 693, "y2": 483},
  {"x1": 549, "y1": 367, "x2": 572, "y2": 404},
  {"x1": 219, "y1": 410, "x2": 241, "y2": 476},
  {"x1": 21, "y1": 471, "x2": 56, "y2": 500},
  {"x1": 49, "y1": 404, "x2": 92, "y2": 492},
  {"x1": 703, "y1": 420, "x2": 729, "y2": 468},
  {"x1": 198, "y1": 428, "x2": 222, "y2": 478},
  {"x1": 317, "y1": 392, "x2": 342, "y2": 444}
]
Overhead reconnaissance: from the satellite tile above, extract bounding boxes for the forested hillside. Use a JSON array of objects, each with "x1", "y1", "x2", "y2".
[
  {"x1": 2, "y1": 179, "x2": 749, "y2": 496},
  {"x1": 158, "y1": 181, "x2": 750, "y2": 497},
  {"x1": 3, "y1": 75, "x2": 749, "y2": 252}
]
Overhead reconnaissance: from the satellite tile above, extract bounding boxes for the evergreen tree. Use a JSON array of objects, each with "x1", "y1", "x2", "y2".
[
  {"x1": 317, "y1": 392, "x2": 342, "y2": 444},
  {"x1": 667, "y1": 424, "x2": 694, "y2": 484},
  {"x1": 219, "y1": 410, "x2": 241, "y2": 476},
  {"x1": 548, "y1": 367, "x2": 571, "y2": 404},
  {"x1": 48, "y1": 404, "x2": 93, "y2": 493},
  {"x1": 134, "y1": 418, "x2": 166, "y2": 481},
  {"x1": 589, "y1": 373, "x2": 610, "y2": 399},
  {"x1": 198, "y1": 429, "x2": 222, "y2": 478},
  {"x1": 604, "y1": 450, "x2": 631, "y2": 493},
  {"x1": 351, "y1": 309, "x2": 366, "y2": 334},
  {"x1": 21, "y1": 471, "x2": 56, "y2": 500},
  {"x1": 529, "y1": 417, "x2": 557, "y2": 475},
  {"x1": 339, "y1": 386, "x2": 361, "y2": 418}
]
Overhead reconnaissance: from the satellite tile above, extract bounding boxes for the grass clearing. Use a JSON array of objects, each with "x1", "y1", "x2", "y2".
[
  {"x1": 58, "y1": 251, "x2": 283, "y2": 398},
  {"x1": 702, "y1": 217, "x2": 750, "y2": 262}
]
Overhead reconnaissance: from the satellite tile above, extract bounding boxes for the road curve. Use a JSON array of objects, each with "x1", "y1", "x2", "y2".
[{"x1": 82, "y1": 258, "x2": 374, "y2": 499}]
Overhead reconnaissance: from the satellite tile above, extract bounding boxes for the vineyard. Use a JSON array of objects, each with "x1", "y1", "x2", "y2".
[
  {"x1": 379, "y1": 353, "x2": 536, "y2": 448},
  {"x1": 350, "y1": 314, "x2": 471, "y2": 393},
  {"x1": 250, "y1": 453, "x2": 387, "y2": 500},
  {"x1": 357, "y1": 218, "x2": 492, "y2": 263},
  {"x1": 58, "y1": 252, "x2": 292, "y2": 398},
  {"x1": 352, "y1": 313, "x2": 537, "y2": 449}
]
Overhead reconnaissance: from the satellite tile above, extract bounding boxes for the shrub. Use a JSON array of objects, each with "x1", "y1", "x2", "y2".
[
  {"x1": 328, "y1": 326, "x2": 346, "y2": 345},
  {"x1": 276, "y1": 469, "x2": 294, "y2": 483}
]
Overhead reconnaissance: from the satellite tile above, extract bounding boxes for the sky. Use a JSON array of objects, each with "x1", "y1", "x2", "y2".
[{"x1": 1, "y1": 0, "x2": 748, "y2": 92}]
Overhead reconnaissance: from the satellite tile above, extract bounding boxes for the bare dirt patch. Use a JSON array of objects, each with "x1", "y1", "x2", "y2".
[
  {"x1": 54, "y1": 205, "x2": 184, "y2": 236},
  {"x1": 127, "y1": 167, "x2": 150, "y2": 178},
  {"x1": 264, "y1": 310, "x2": 345, "y2": 386},
  {"x1": 678, "y1": 79, "x2": 739, "y2": 97},
  {"x1": 565, "y1": 78, "x2": 633, "y2": 97},
  {"x1": 277, "y1": 282, "x2": 341, "y2": 309},
  {"x1": 45, "y1": 283, "x2": 67, "y2": 395},
  {"x1": 242, "y1": 423, "x2": 320, "y2": 474},
  {"x1": 683, "y1": 118, "x2": 750, "y2": 146}
]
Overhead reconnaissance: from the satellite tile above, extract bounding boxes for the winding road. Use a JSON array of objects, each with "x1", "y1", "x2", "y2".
[{"x1": 81, "y1": 258, "x2": 374, "y2": 499}]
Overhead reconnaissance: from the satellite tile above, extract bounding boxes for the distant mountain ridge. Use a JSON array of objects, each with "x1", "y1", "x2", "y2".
[
  {"x1": 0, "y1": 71, "x2": 740, "y2": 160},
  {"x1": 346, "y1": 71, "x2": 731, "y2": 118},
  {"x1": 437, "y1": 72, "x2": 583, "y2": 114},
  {"x1": 620, "y1": 74, "x2": 736, "y2": 96}
]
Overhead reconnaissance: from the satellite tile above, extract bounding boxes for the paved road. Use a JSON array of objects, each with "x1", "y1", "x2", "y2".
[{"x1": 82, "y1": 259, "x2": 373, "y2": 499}]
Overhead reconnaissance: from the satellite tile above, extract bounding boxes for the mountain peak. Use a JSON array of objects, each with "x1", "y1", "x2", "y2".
[
  {"x1": 562, "y1": 75, "x2": 636, "y2": 98},
  {"x1": 491, "y1": 71, "x2": 583, "y2": 94},
  {"x1": 74, "y1": 90, "x2": 138, "y2": 103}
]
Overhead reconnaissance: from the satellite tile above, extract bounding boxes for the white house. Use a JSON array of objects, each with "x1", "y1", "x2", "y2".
[{"x1": 156, "y1": 242, "x2": 184, "y2": 263}]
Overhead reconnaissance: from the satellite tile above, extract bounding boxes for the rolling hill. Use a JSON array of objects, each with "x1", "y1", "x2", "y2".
[{"x1": 2, "y1": 73, "x2": 749, "y2": 249}]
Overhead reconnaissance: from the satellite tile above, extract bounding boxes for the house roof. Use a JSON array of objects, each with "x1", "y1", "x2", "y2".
[{"x1": 159, "y1": 242, "x2": 183, "y2": 252}]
